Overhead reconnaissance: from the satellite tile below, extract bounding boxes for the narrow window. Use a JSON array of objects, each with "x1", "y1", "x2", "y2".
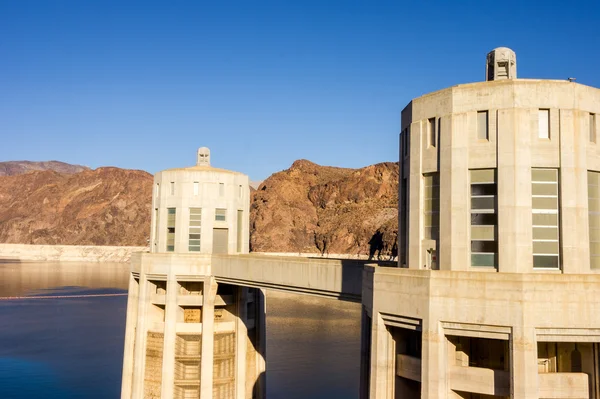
[
  {"x1": 237, "y1": 210, "x2": 243, "y2": 252},
  {"x1": 188, "y1": 208, "x2": 201, "y2": 252},
  {"x1": 239, "y1": 185, "x2": 243, "y2": 198},
  {"x1": 498, "y1": 62, "x2": 508, "y2": 78},
  {"x1": 428, "y1": 118, "x2": 436, "y2": 147},
  {"x1": 153, "y1": 208, "x2": 159, "y2": 250},
  {"x1": 401, "y1": 129, "x2": 405, "y2": 157},
  {"x1": 155, "y1": 183, "x2": 159, "y2": 198},
  {"x1": 589, "y1": 171, "x2": 600, "y2": 269},
  {"x1": 215, "y1": 208, "x2": 226, "y2": 222},
  {"x1": 423, "y1": 173, "x2": 439, "y2": 241},
  {"x1": 423, "y1": 173, "x2": 439, "y2": 269},
  {"x1": 170, "y1": 182, "x2": 175, "y2": 195},
  {"x1": 590, "y1": 113, "x2": 597, "y2": 143},
  {"x1": 400, "y1": 177, "x2": 408, "y2": 267},
  {"x1": 470, "y1": 169, "x2": 497, "y2": 267},
  {"x1": 167, "y1": 208, "x2": 176, "y2": 252},
  {"x1": 193, "y1": 182, "x2": 199, "y2": 196},
  {"x1": 532, "y1": 169, "x2": 559, "y2": 269},
  {"x1": 538, "y1": 109, "x2": 550, "y2": 139},
  {"x1": 477, "y1": 111, "x2": 489, "y2": 140},
  {"x1": 219, "y1": 183, "x2": 225, "y2": 196},
  {"x1": 403, "y1": 127, "x2": 411, "y2": 157}
]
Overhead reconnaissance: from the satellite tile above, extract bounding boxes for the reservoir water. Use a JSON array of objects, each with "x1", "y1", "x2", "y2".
[{"x1": 0, "y1": 261, "x2": 361, "y2": 399}]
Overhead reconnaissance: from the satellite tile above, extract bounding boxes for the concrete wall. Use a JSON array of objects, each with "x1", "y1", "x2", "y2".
[
  {"x1": 130, "y1": 252, "x2": 366, "y2": 302},
  {"x1": 362, "y1": 266, "x2": 600, "y2": 398},
  {"x1": 250, "y1": 251, "x2": 390, "y2": 260},
  {"x1": 399, "y1": 79, "x2": 600, "y2": 274},
  {"x1": 152, "y1": 167, "x2": 250, "y2": 256},
  {"x1": 0, "y1": 243, "x2": 146, "y2": 262},
  {"x1": 122, "y1": 253, "x2": 266, "y2": 399}
]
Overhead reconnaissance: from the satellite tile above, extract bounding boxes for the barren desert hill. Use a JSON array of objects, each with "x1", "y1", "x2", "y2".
[
  {"x1": 250, "y1": 159, "x2": 399, "y2": 257},
  {"x1": 0, "y1": 160, "x2": 89, "y2": 176},
  {"x1": 0, "y1": 159, "x2": 399, "y2": 256},
  {"x1": 0, "y1": 166, "x2": 152, "y2": 246}
]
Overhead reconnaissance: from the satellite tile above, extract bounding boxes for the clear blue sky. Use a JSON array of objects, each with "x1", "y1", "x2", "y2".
[{"x1": 1, "y1": 1, "x2": 599, "y2": 181}]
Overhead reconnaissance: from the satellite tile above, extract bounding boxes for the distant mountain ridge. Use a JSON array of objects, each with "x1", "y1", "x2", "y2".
[{"x1": 0, "y1": 160, "x2": 89, "y2": 176}]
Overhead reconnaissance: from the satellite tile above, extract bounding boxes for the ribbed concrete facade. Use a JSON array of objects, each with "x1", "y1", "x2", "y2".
[
  {"x1": 121, "y1": 149, "x2": 266, "y2": 399},
  {"x1": 362, "y1": 50, "x2": 600, "y2": 398},
  {"x1": 398, "y1": 78, "x2": 600, "y2": 273},
  {"x1": 151, "y1": 147, "x2": 250, "y2": 256}
]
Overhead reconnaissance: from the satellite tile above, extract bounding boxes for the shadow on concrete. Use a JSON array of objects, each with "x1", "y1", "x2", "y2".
[
  {"x1": 251, "y1": 370, "x2": 266, "y2": 399},
  {"x1": 248, "y1": 288, "x2": 266, "y2": 398},
  {"x1": 492, "y1": 369, "x2": 511, "y2": 396},
  {"x1": 306, "y1": 257, "x2": 397, "y2": 303},
  {"x1": 307, "y1": 257, "x2": 396, "y2": 267},
  {"x1": 0, "y1": 258, "x2": 22, "y2": 264}
]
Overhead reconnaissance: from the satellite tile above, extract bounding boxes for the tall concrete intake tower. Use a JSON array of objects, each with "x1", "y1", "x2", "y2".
[
  {"x1": 121, "y1": 148, "x2": 266, "y2": 399},
  {"x1": 372, "y1": 47, "x2": 600, "y2": 398}
]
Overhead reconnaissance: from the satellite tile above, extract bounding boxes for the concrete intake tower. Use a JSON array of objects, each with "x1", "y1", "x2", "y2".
[{"x1": 121, "y1": 148, "x2": 266, "y2": 399}]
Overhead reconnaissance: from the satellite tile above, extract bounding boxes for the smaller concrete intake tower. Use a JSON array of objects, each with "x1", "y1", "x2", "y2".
[
  {"x1": 121, "y1": 149, "x2": 266, "y2": 399},
  {"x1": 151, "y1": 147, "x2": 250, "y2": 255}
]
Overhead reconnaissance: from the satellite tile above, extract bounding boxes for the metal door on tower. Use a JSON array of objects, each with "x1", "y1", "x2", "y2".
[{"x1": 212, "y1": 228, "x2": 228, "y2": 254}]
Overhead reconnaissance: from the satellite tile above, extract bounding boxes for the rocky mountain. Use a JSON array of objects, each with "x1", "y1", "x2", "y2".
[
  {"x1": 0, "y1": 159, "x2": 398, "y2": 256},
  {"x1": 250, "y1": 160, "x2": 398, "y2": 258},
  {"x1": 0, "y1": 167, "x2": 152, "y2": 246},
  {"x1": 0, "y1": 160, "x2": 89, "y2": 176}
]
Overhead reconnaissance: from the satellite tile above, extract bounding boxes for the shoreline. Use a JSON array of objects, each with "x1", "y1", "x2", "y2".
[
  {"x1": 0, "y1": 245, "x2": 393, "y2": 263},
  {"x1": 0, "y1": 243, "x2": 147, "y2": 263}
]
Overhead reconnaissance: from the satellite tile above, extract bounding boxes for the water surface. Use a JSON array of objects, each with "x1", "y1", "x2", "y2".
[{"x1": 0, "y1": 261, "x2": 360, "y2": 398}]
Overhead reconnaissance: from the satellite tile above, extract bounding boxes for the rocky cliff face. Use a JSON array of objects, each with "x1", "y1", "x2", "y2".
[
  {"x1": 250, "y1": 160, "x2": 398, "y2": 257},
  {"x1": 0, "y1": 161, "x2": 89, "y2": 176},
  {"x1": 0, "y1": 167, "x2": 152, "y2": 246}
]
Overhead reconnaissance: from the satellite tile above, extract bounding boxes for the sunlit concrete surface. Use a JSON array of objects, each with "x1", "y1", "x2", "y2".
[{"x1": 368, "y1": 48, "x2": 600, "y2": 398}]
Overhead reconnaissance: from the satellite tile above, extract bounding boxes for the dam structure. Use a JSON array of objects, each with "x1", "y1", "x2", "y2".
[
  {"x1": 120, "y1": 147, "x2": 364, "y2": 399},
  {"x1": 120, "y1": 147, "x2": 266, "y2": 399},
  {"x1": 378, "y1": 47, "x2": 600, "y2": 398},
  {"x1": 122, "y1": 49, "x2": 600, "y2": 399}
]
